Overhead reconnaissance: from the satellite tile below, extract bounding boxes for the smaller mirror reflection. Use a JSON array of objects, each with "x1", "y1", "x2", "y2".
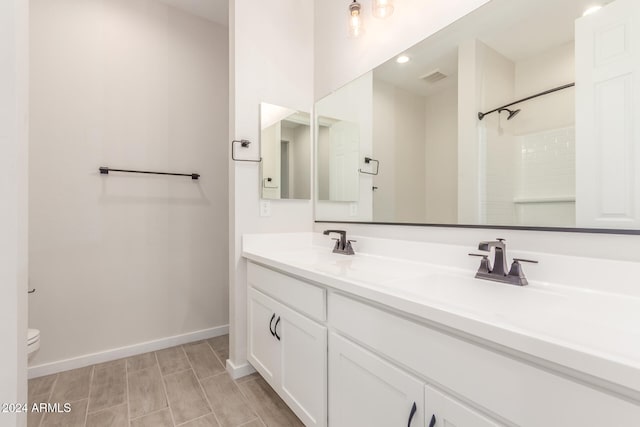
[{"x1": 260, "y1": 103, "x2": 311, "y2": 200}]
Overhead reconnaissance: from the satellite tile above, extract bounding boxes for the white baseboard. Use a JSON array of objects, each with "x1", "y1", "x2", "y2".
[
  {"x1": 226, "y1": 359, "x2": 256, "y2": 380},
  {"x1": 28, "y1": 325, "x2": 229, "y2": 379}
]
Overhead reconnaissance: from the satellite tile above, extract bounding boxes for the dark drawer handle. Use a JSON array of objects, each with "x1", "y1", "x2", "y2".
[
  {"x1": 429, "y1": 414, "x2": 436, "y2": 427},
  {"x1": 269, "y1": 313, "x2": 276, "y2": 336},
  {"x1": 407, "y1": 402, "x2": 417, "y2": 427},
  {"x1": 274, "y1": 316, "x2": 281, "y2": 341}
]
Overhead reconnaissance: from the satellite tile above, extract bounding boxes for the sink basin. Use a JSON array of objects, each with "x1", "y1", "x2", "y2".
[{"x1": 257, "y1": 248, "x2": 441, "y2": 287}]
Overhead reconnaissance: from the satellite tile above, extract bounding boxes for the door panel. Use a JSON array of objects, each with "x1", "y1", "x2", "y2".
[
  {"x1": 425, "y1": 385, "x2": 500, "y2": 427},
  {"x1": 247, "y1": 288, "x2": 280, "y2": 385},
  {"x1": 280, "y1": 305, "x2": 327, "y2": 426},
  {"x1": 329, "y1": 332, "x2": 424, "y2": 427},
  {"x1": 576, "y1": 0, "x2": 640, "y2": 228}
]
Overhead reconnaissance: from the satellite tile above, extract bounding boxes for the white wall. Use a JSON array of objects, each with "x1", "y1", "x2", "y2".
[
  {"x1": 293, "y1": 124, "x2": 311, "y2": 200},
  {"x1": 228, "y1": 0, "x2": 314, "y2": 376},
  {"x1": 513, "y1": 42, "x2": 576, "y2": 226},
  {"x1": 314, "y1": 0, "x2": 491, "y2": 99},
  {"x1": 477, "y1": 42, "x2": 517, "y2": 225},
  {"x1": 393, "y1": 86, "x2": 426, "y2": 222},
  {"x1": 372, "y1": 78, "x2": 426, "y2": 223},
  {"x1": 0, "y1": 0, "x2": 29, "y2": 424},
  {"x1": 424, "y1": 84, "x2": 458, "y2": 223},
  {"x1": 29, "y1": 0, "x2": 229, "y2": 367},
  {"x1": 313, "y1": 0, "x2": 640, "y2": 262},
  {"x1": 317, "y1": 126, "x2": 330, "y2": 200},
  {"x1": 372, "y1": 79, "x2": 396, "y2": 222},
  {"x1": 514, "y1": 42, "x2": 575, "y2": 134},
  {"x1": 261, "y1": 122, "x2": 281, "y2": 199},
  {"x1": 315, "y1": 72, "x2": 374, "y2": 222}
]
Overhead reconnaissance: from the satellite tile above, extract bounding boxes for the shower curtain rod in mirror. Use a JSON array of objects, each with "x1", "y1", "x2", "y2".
[{"x1": 477, "y1": 82, "x2": 575, "y2": 120}]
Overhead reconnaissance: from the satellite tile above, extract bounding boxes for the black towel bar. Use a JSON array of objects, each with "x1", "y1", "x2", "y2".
[{"x1": 99, "y1": 167, "x2": 200, "y2": 180}]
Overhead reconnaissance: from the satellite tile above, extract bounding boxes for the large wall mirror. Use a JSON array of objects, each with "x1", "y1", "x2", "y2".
[
  {"x1": 315, "y1": 0, "x2": 640, "y2": 232},
  {"x1": 261, "y1": 103, "x2": 311, "y2": 200}
]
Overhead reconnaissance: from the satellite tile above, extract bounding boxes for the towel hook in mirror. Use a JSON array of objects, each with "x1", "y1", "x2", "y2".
[
  {"x1": 359, "y1": 157, "x2": 380, "y2": 175},
  {"x1": 263, "y1": 177, "x2": 279, "y2": 189}
]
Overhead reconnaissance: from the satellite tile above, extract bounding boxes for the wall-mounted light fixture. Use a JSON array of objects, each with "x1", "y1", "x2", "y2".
[
  {"x1": 349, "y1": 1, "x2": 364, "y2": 37},
  {"x1": 349, "y1": 0, "x2": 395, "y2": 37},
  {"x1": 372, "y1": 0, "x2": 394, "y2": 19}
]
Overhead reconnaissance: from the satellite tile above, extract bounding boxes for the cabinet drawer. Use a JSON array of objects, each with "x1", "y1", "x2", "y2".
[
  {"x1": 248, "y1": 262, "x2": 326, "y2": 321},
  {"x1": 329, "y1": 293, "x2": 640, "y2": 426}
]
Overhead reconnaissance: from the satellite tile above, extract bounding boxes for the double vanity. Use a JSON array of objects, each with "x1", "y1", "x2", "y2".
[{"x1": 243, "y1": 232, "x2": 640, "y2": 426}]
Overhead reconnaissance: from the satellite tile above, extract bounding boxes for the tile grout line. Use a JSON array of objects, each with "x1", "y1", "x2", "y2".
[
  {"x1": 204, "y1": 339, "x2": 227, "y2": 372},
  {"x1": 129, "y1": 407, "x2": 171, "y2": 422},
  {"x1": 237, "y1": 417, "x2": 264, "y2": 427},
  {"x1": 235, "y1": 377, "x2": 268, "y2": 427},
  {"x1": 37, "y1": 373, "x2": 59, "y2": 427},
  {"x1": 82, "y1": 367, "x2": 95, "y2": 427},
  {"x1": 125, "y1": 358, "x2": 132, "y2": 427},
  {"x1": 173, "y1": 412, "x2": 215, "y2": 427},
  {"x1": 155, "y1": 351, "x2": 179, "y2": 427},
  {"x1": 85, "y1": 363, "x2": 126, "y2": 416},
  {"x1": 161, "y1": 366, "x2": 193, "y2": 377},
  {"x1": 181, "y1": 344, "x2": 223, "y2": 427}
]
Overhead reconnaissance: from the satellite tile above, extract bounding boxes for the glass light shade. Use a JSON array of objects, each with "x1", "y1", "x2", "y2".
[
  {"x1": 582, "y1": 5, "x2": 603, "y2": 16},
  {"x1": 372, "y1": 0, "x2": 394, "y2": 18},
  {"x1": 349, "y1": 1, "x2": 364, "y2": 37}
]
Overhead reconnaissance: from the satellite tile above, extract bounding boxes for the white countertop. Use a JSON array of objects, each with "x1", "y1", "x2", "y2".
[{"x1": 242, "y1": 232, "x2": 640, "y2": 398}]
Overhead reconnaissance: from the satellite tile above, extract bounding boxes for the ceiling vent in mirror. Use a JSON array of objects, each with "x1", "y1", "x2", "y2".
[{"x1": 420, "y1": 70, "x2": 448, "y2": 84}]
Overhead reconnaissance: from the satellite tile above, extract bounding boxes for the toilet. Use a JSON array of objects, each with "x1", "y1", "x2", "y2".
[{"x1": 28, "y1": 328, "x2": 40, "y2": 360}]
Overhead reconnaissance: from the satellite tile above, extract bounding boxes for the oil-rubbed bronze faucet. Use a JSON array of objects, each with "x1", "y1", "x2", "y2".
[
  {"x1": 323, "y1": 230, "x2": 356, "y2": 255},
  {"x1": 469, "y1": 238, "x2": 537, "y2": 286}
]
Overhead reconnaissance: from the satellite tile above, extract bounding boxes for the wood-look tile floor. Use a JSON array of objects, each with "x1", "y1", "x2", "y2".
[{"x1": 28, "y1": 335, "x2": 304, "y2": 427}]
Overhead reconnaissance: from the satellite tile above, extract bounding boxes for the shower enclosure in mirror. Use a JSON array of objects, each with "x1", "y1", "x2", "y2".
[
  {"x1": 260, "y1": 103, "x2": 311, "y2": 200},
  {"x1": 315, "y1": 0, "x2": 640, "y2": 232}
]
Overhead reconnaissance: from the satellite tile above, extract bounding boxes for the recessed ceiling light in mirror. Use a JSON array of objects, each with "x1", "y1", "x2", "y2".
[{"x1": 396, "y1": 55, "x2": 410, "y2": 64}]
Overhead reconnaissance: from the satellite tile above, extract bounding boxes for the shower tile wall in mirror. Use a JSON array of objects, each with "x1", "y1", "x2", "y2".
[
  {"x1": 261, "y1": 103, "x2": 311, "y2": 200},
  {"x1": 315, "y1": 0, "x2": 640, "y2": 232}
]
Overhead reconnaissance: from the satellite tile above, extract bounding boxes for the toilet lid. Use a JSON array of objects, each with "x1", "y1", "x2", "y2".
[{"x1": 28, "y1": 329, "x2": 40, "y2": 345}]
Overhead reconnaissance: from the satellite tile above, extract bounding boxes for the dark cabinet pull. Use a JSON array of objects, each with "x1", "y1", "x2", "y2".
[
  {"x1": 274, "y1": 316, "x2": 281, "y2": 341},
  {"x1": 428, "y1": 414, "x2": 436, "y2": 427},
  {"x1": 269, "y1": 314, "x2": 276, "y2": 336},
  {"x1": 407, "y1": 402, "x2": 417, "y2": 427}
]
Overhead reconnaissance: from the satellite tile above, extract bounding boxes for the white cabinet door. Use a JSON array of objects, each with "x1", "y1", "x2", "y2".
[
  {"x1": 279, "y1": 303, "x2": 327, "y2": 427},
  {"x1": 575, "y1": 0, "x2": 640, "y2": 228},
  {"x1": 247, "y1": 288, "x2": 281, "y2": 386},
  {"x1": 425, "y1": 385, "x2": 500, "y2": 427},
  {"x1": 329, "y1": 332, "x2": 424, "y2": 427},
  {"x1": 248, "y1": 287, "x2": 328, "y2": 427}
]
